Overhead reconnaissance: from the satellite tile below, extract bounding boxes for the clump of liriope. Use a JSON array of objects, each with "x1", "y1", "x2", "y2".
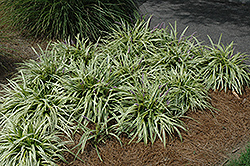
[
  {"x1": 200, "y1": 35, "x2": 250, "y2": 95},
  {"x1": 162, "y1": 66, "x2": 210, "y2": 112},
  {"x1": 0, "y1": 118, "x2": 67, "y2": 166},
  {"x1": 0, "y1": 73, "x2": 77, "y2": 136},
  {"x1": 59, "y1": 50, "x2": 125, "y2": 122},
  {"x1": 58, "y1": 54, "x2": 124, "y2": 161},
  {"x1": 0, "y1": 38, "x2": 101, "y2": 135},
  {"x1": 114, "y1": 73, "x2": 186, "y2": 146},
  {"x1": 51, "y1": 35, "x2": 100, "y2": 63},
  {"x1": 18, "y1": 36, "x2": 98, "y2": 86},
  {"x1": 58, "y1": 52, "x2": 122, "y2": 114},
  {"x1": 16, "y1": 48, "x2": 69, "y2": 91},
  {"x1": 0, "y1": 0, "x2": 139, "y2": 40},
  {"x1": 99, "y1": 17, "x2": 210, "y2": 112},
  {"x1": 160, "y1": 24, "x2": 205, "y2": 73},
  {"x1": 101, "y1": 17, "x2": 203, "y2": 73},
  {"x1": 73, "y1": 101, "x2": 121, "y2": 162}
]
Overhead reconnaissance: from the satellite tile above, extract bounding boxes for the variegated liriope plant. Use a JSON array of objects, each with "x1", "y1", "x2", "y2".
[
  {"x1": 0, "y1": 37, "x2": 101, "y2": 163},
  {"x1": 199, "y1": 35, "x2": 250, "y2": 95},
  {"x1": 0, "y1": 16, "x2": 249, "y2": 164},
  {"x1": 0, "y1": 37, "x2": 99, "y2": 136},
  {"x1": 0, "y1": 117, "x2": 67, "y2": 166},
  {"x1": 113, "y1": 72, "x2": 187, "y2": 146},
  {"x1": 72, "y1": 17, "x2": 211, "y2": 148}
]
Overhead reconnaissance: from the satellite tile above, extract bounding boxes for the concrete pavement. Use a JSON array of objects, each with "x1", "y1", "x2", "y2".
[{"x1": 138, "y1": 0, "x2": 250, "y2": 63}]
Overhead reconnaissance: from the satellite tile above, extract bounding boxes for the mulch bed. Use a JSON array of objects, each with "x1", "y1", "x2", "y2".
[
  {"x1": 58, "y1": 88, "x2": 250, "y2": 166},
  {"x1": 1, "y1": 27, "x2": 249, "y2": 166}
]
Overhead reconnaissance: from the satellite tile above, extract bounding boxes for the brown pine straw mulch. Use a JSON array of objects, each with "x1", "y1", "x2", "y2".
[
  {"x1": 0, "y1": 28, "x2": 249, "y2": 166},
  {"x1": 58, "y1": 88, "x2": 250, "y2": 166}
]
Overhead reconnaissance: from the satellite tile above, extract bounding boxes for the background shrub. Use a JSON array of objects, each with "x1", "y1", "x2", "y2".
[{"x1": 0, "y1": 0, "x2": 139, "y2": 41}]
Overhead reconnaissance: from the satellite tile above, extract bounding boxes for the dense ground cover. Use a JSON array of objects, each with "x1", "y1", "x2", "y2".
[
  {"x1": 0, "y1": 17, "x2": 249, "y2": 165},
  {"x1": 0, "y1": 0, "x2": 250, "y2": 165}
]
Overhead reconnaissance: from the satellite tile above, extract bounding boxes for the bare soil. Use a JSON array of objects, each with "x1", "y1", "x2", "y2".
[
  {"x1": 0, "y1": 26, "x2": 48, "y2": 85},
  {"x1": 0, "y1": 28, "x2": 249, "y2": 166}
]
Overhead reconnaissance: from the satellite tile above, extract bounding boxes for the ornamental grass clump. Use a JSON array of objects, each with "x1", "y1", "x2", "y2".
[
  {"x1": 101, "y1": 17, "x2": 210, "y2": 112},
  {"x1": 0, "y1": 0, "x2": 139, "y2": 40},
  {"x1": 1, "y1": 15, "x2": 249, "y2": 164},
  {"x1": 58, "y1": 53, "x2": 124, "y2": 161},
  {"x1": 58, "y1": 51, "x2": 122, "y2": 115},
  {"x1": 17, "y1": 36, "x2": 99, "y2": 91},
  {"x1": 163, "y1": 66, "x2": 210, "y2": 112},
  {"x1": 0, "y1": 75, "x2": 76, "y2": 135},
  {"x1": 114, "y1": 73, "x2": 186, "y2": 146},
  {"x1": 200, "y1": 36, "x2": 250, "y2": 95},
  {"x1": 160, "y1": 26, "x2": 205, "y2": 73},
  {"x1": 16, "y1": 47, "x2": 70, "y2": 91},
  {"x1": 0, "y1": 118, "x2": 67, "y2": 166},
  {"x1": 73, "y1": 103, "x2": 121, "y2": 162},
  {"x1": 0, "y1": 40, "x2": 97, "y2": 134},
  {"x1": 51, "y1": 36, "x2": 100, "y2": 63},
  {"x1": 102, "y1": 17, "x2": 203, "y2": 74}
]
